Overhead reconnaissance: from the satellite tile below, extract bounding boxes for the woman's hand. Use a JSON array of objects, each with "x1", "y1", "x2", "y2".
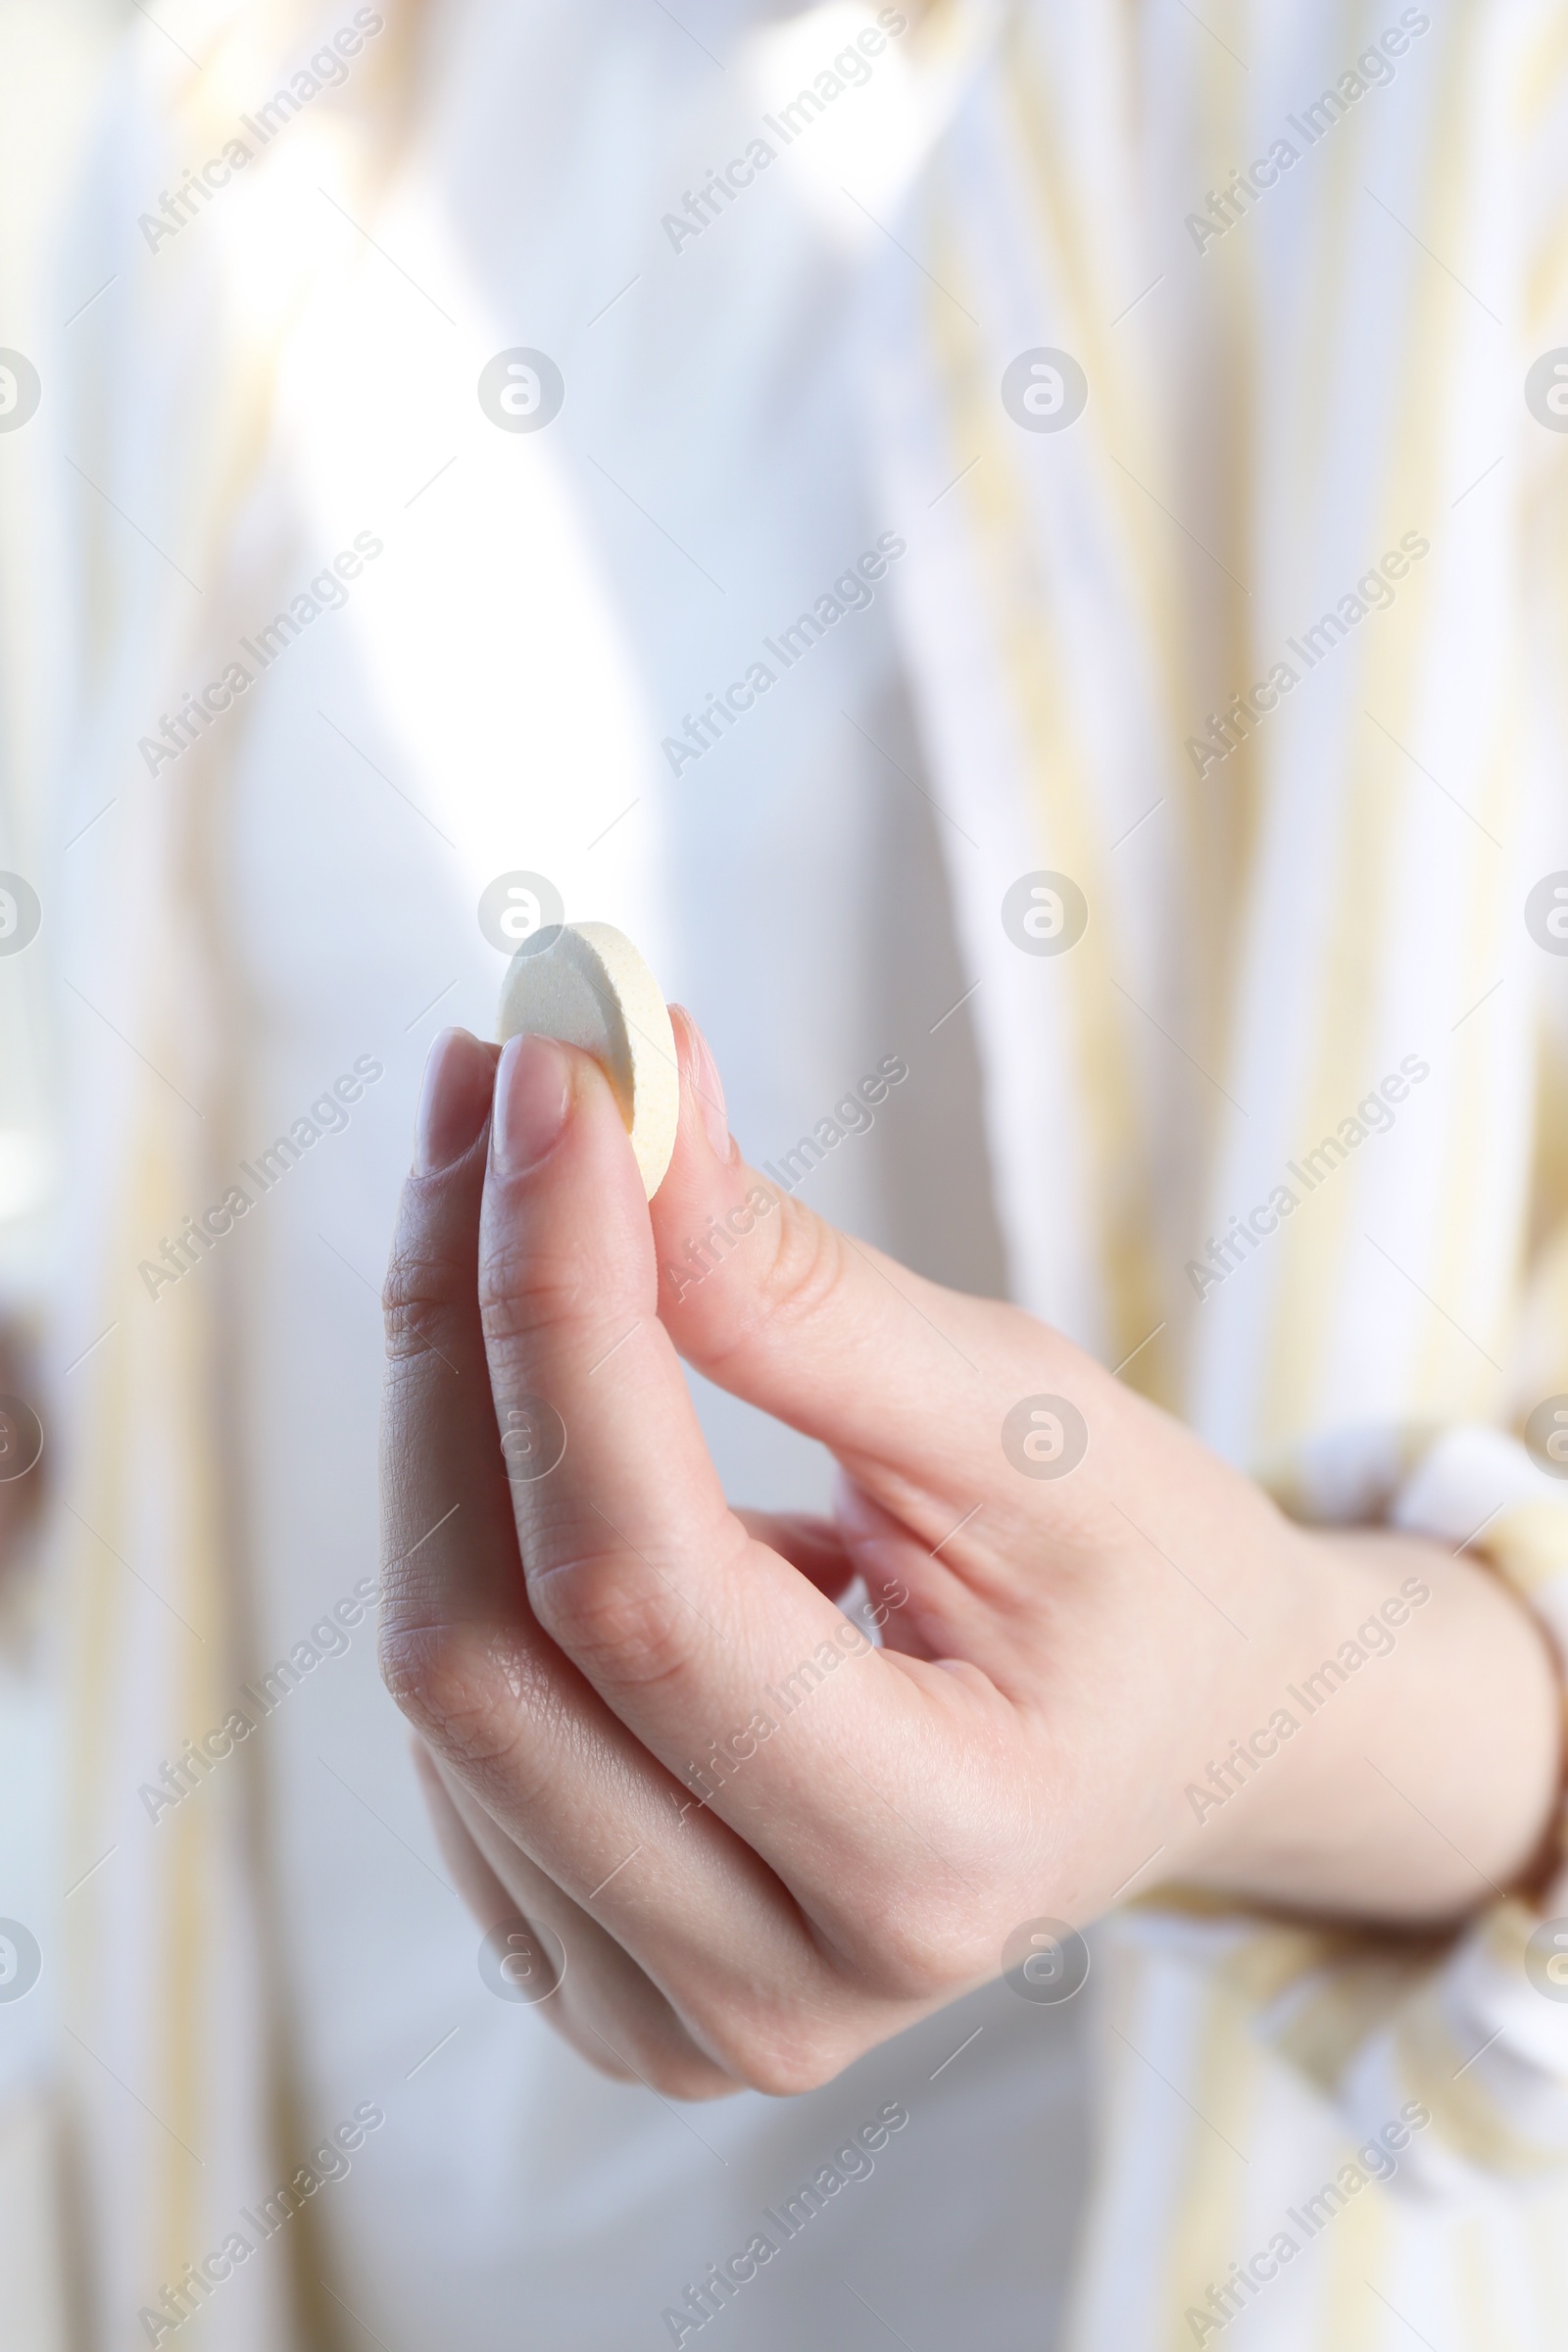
[{"x1": 378, "y1": 1016, "x2": 1560, "y2": 2097}]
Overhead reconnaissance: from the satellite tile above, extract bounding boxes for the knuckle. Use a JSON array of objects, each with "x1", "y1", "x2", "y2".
[
  {"x1": 704, "y1": 2010, "x2": 848, "y2": 2099},
  {"x1": 567, "y1": 2030, "x2": 638, "y2": 2085},
  {"x1": 525, "y1": 1548, "x2": 699, "y2": 1693},
  {"x1": 477, "y1": 1239, "x2": 645, "y2": 1385},
  {"x1": 382, "y1": 1231, "x2": 468, "y2": 1366},
  {"x1": 674, "y1": 1965, "x2": 858, "y2": 2099},
  {"x1": 691, "y1": 1196, "x2": 848, "y2": 1374},
  {"x1": 377, "y1": 1617, "x2": 523, "y2": 1771},
  {"x1": 761, "y1": 1197, "x2": 849, "y2": 1333},
  {"x1": 839, "y1": 1881, "x2": 985, "y2": 2003},
  {"x1": 567, "y1": 2029, "x2": 647, "y2": 2087},
  {"x1": 476, "y1": 1229, "x2": 597, "y2": 1351},
  {"x1": 736, "y1": 2043, "x2": 840, "y2": 2098},
  {"x1": 599, "y1": 2012, "x2": 738, "y2": 2101},
  {"x1": 652, "y1": 2054, "x2": 743, "y2": 2100}
]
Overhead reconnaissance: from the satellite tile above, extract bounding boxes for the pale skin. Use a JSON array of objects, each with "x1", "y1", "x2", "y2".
[{"x1": 378, "y1": 1014, "x2": 1562, "y2": 2100}]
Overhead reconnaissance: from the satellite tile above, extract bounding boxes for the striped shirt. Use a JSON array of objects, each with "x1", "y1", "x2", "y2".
[
  {"x1": 18, "y1": 3, "x2": 1568, "y2": 2346},
  {"x1": 873, "y1": 3, "x2": 1568, "y2": 2341}
]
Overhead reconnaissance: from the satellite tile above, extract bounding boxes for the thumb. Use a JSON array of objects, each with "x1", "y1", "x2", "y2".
[{"x1": 652, "y1": 1008, "x2": 1042, "y2": 1486}]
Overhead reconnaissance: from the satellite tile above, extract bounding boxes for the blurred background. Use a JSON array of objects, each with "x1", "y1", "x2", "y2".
[
  {"x1": 0, "y1": 0, "x2": 119, "y2": 1270},
  {"x1": 6, "y1": 4, "x2": 1568, "y2": 2348},
  {"x1": 0, "y1": 6, "x2": 1051, "y2": 2345},
  {"x1": 0, "y1": 4, "x2": 121, "y2": 2336}
]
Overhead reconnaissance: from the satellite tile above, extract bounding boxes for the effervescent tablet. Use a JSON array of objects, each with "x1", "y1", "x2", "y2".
[{"x1": 496, "y1": 922, "x2": 678, "y2": 1198}]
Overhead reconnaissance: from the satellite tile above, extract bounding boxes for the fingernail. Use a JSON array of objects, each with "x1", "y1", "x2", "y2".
[
  {"x1": 493, "y1": 1033, "x2": 571, "y2": 1177},
  {"x1": 681, "y1": 1009, "x2": 730, "y2": 1161},
  {"x1": 415, "y1": 1029, "x2": 492, "y2": 1174}
]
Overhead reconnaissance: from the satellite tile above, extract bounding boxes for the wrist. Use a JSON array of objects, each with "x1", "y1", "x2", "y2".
[
  {"x1": 1168, "y1": 1525, "x2": 1562, "y2": 1924},
  {"x1": 1156, "y1": 1520, "x2": 1346, "y2": 1891}
]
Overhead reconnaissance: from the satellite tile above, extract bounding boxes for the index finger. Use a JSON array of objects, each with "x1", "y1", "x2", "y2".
[
  {"x1": 378, "y1": 1031, "x2": 866, "y2": 2063},
  {"x1": 476, "y1": 1031, "x2": 999, "y2": 1932}
]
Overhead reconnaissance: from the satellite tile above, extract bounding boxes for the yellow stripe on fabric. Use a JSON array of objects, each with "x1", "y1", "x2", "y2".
[
  {"x1": 96, "y1": 456, "x2": 278, "y2": 2335},
  {"x1": 62, "y1": 23, "x2": 425, "y2": 2350},
  {"x1": 120, "y1": 124, "x2": 324, "y2": 2321},
  {"x1": 1526, "y1": 219, "x2": 1568, "y2": 348},
  {"x1": 1475, "y1": 1894, "x2": 1555, "y2": 1982},
  {"x1": 1418, "y1": 41, "x2": 1536, "y2": 1403},
  {"x1": 1057, "y1": 1924, "x2": 1164, "y2": 2352},
  {"x1": 1002, "y1": 0, "x2": 1257, "y2": 1385},
  {"x1": 1316, "y1": 2144, "x2": 1392, "y2": 2352},
  {"x1": 57, "y1": 1082, "x2": 217, "y2": 2315},
  {"x1": 1518, "y1": 2, "x2": 1568, "y2": 147},
  {"x1": 165, "y1": 1214, "x2": 227, "y2": 2319},
  {"x1": 1159, "y1": 1973, "x2": 1263, "y2": 2352},
  {"x1": 1001, "y1": 13, "x2": 1188, "y2": 744},
  {"x1": 1514, "y1": 460, "x2": 1568, "y2": 1396},
  {"x1": 989, "y1": 9, "x2": 1199, "y2": 1156},
  {"x1": 1528, "y1": 1021, "x2": 1568, "y2": 1253},
  {"x1": 1214, "y1": 1919, "x2": 1348, "y2": 2005},
  {"x1": 1516, "y1": 1229, "x2": 1568, "y2": 1405},
  {"x1": 1166, "y1": 0, "x2": 1266, "y2": 1155},
  {"x1": 1249, "y1": 7, "x2": 1390, "y2": 1446},
  {"x1": 1479, "y1": 1504, "x2": 1568, "y2": 1601},
  {"x1": 1395, "y1": 1974, "x2": 1567, "y2": 2173},
  {"x1": 1004, "y1": 8, "x2": 1269, "y2": 1299},
  {"x1": 62, "y1": 1297, "x2": 132, "y2": 2019},
  {"x1": 56, "y1": 1471, "x2": 124, "y2": 2314},
  {"x1": 1265, "y1": 1949, "x2": 1441, "y2": 2099},
  {"x1": 1515, "y1": 1028, "x2": 1568, "y2": 1405},
  {"x1": 1142, "y1": 1905, "x2": 1460, "y2": 2118},
  {"x1": 113, "y1": 1104, "x2": 219, "y2": 2318},
  {"x1": 1262, "y1": 52, "x2": 1459, "y2": 1437},
  {"x1": 1124, "y1": 1905, "x2": 1369, "y2": 2033},
  {"x1": 1372, "y1": 6, "x2": 1510, "y2": 1430},
  {"x1": 62, "y1": 1036, "x2": 196, "y2": 1954},
  {"x1": 1417, "y1": 444, "x2": 1525, "y2": 1417},
  {"x1": 130, "y1": 177, "x2": 381, "y2": 2352},
  {"x1": 928, "y1": 189, "x2": 1169, "y2": 1391},
  {"x1": 1260, "y1": 2, "x2": 1484, "y2": 1450}
]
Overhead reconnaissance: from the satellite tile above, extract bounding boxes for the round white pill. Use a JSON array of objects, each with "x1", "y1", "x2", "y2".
[{"x1": 496, "y1": 921, "x2": 679, "y2": 1199}]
